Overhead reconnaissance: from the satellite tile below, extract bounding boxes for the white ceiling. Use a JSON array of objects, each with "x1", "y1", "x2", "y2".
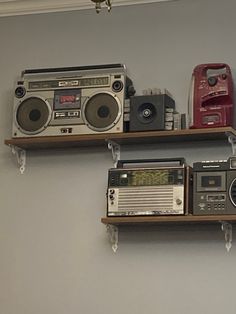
[{"x1": 0, "y1": 0, "x2": 177, "y2": 16}]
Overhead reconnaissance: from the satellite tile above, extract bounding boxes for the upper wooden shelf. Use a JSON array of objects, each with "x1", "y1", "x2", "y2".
[
  {"x1": 101, "y1": 214, "x2": 236, "y2": 226},
  {"x1": 4, "y1": 127, "x2": 236, "y2": 150}
]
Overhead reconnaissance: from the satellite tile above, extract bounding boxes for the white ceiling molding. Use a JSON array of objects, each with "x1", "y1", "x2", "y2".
[{"x1": 0, "y1": 0, "x2": 178, "y2": 17}]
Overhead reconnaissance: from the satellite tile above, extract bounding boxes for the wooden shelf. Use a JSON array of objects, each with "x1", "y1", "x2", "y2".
[
  {"x1": 4, "y1": 127, "x2": 236, "y2": 150},
  {"x1": 101, "y1": 215, "x2": 236, "y2": 226}
]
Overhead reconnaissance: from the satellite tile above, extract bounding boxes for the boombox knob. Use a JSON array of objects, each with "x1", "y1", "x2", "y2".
[
  {"x1": 112, "y1": 80, "x2": 123, "y2": 92},
  {"x1": 15, "y1": 86, "x2": 26, "y2": 98}
]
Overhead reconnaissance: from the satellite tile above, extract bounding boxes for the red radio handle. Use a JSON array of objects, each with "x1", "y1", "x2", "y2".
[{"x1": 193, "y1": 63, "x2": 231, "y2": 76}]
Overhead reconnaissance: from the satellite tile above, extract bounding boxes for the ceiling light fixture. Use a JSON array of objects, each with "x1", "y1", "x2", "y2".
[{"x1": 91, "y1": 0, "x2": 111, "y2": 13}]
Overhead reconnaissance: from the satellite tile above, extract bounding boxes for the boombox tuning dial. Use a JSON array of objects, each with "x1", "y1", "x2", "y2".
[
  {"x1": 15, "y1": 86, "x2": 26, "y2": 98},
  {"x1": 112, "y1": 80, "x2": 123, "y2": 93}
]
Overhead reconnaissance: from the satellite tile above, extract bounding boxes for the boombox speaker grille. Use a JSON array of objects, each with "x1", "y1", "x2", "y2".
[
  {"x1": 16, "y1": 97, "x2": 50, "y2": 134},
  {"x1": 84, "y1": 93, "x2": 120, "y2": 131},
  {"x1": 230, "y1": 178, "x2": 236, "y2": 206}
]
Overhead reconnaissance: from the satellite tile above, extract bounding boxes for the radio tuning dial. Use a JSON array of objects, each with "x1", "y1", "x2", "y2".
[{"x1": 176, "y1": 198, "x2": 182, "y2": 205}]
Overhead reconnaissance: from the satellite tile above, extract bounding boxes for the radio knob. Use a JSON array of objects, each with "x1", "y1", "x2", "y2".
[
  {"x1": 176, "y1": 198, "x2": 182, "y2": 205},
  {"x1": 208, "y1": 76, "x2": 218, "y2": 87}
]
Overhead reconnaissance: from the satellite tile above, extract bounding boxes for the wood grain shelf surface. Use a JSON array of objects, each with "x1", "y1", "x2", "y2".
[
  {"x1": 4, "y1": 127, "x2": 236, "y2": 150},
  {"x1": 101, "y1": 215, "x2": 236, "y2": 225}
]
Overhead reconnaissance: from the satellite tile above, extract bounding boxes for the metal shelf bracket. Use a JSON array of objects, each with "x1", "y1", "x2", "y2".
[
  {"x1": 11, "y1": 146, "x2": 26, "y2": 174},
  {"x1": 226, "y1": 132, "x2": 236, "y2": 155},
  {"x1": 107, "y1": 140, "x2": 120, "y2": 167},
  {"x1": 220, "y1": 221, "x2": 232, "y2": 252},
  {"x1": 106, "y1": 224, "x2": 119, "y2": 252}
]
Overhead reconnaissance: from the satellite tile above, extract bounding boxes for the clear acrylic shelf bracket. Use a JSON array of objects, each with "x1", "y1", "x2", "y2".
[
  {"x1": 11, "y1": 145, "x2": 26, "y2": 174},
  {"x1": 107, "y1": 140, "x2": 120, "y2": 167},
  {"x1": 226, "y1": 132, "x2": 236, "y2": 155},
  {"x1": 220, "y1": 221, "x2": 232, "y2": 252},
  {"x1": 106, "y1": 224, "x2": 119, "y2": 252},
  {"x1": 104, "y1": 220, "x2": 233, "y2": 252}
]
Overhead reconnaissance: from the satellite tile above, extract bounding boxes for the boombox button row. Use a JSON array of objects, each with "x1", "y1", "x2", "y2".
[
  {"x1": 54, "y1": 111, "x2": 80, "y2": 119},
  {"x1": 55, "y1": 112, "x2": 66, "y2": 118},
  {"x1": 68, "y1": 112, "x2": 79, "y2": 117}
]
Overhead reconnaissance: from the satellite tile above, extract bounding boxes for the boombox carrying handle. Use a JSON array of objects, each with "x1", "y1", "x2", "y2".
[
  {"x1": 116, "y1": 158, "x2": 186, "y2": 168},
  {"x1": 23, "y1": 63, "x2": 125, "y2": 75}
]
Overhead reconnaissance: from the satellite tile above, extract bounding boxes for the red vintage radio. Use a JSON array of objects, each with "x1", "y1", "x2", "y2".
[{"x1": 188, "y1": 63, "x2": 234, "y2": 128}]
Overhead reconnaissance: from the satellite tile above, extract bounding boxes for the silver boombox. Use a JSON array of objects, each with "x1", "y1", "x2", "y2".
[
  {"x1": 12, "y1": 64, "x2": 134, "y2": 138},
  {"x1": 107, "y1": 158, "x2": 193, "y2": 217}
]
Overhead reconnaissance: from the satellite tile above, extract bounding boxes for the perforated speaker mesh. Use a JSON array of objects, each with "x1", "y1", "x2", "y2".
[
  {"x1": 84, "y1": 93, "x2": 120, "y2": 130},
  {"x1": 16, "y1": 97, "x2": 50, "y2": 134},
  {"x1": 230, "y1": 178, "x2": 236, "y2": 206}
]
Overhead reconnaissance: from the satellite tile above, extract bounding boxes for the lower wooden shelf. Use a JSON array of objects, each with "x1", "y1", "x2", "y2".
[
  {"x1": 101, "y1": 215, "x2": 236, "y2": 225},
  {"x1": 102, "y1": 215, "x2": 235, "y2": 252}
]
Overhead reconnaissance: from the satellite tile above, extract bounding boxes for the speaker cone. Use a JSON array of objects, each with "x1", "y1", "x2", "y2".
[
  {"x1": 137, "y1": 103, "x2": 157, "y2": 124},
  {"x1": 83, "y1": 92, "x2": 121, "y2": 131},
  {"x1": 16, "y1": 96, "x2": 51, "y2": 134}
]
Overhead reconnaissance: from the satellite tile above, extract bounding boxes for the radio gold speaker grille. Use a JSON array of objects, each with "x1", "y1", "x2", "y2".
[
  {"x1": 15, "y1": 96, "x2": 51, "y2": 134},
  {"x1": 83, "y1": 92, "x2": 121, "y2": 131}
]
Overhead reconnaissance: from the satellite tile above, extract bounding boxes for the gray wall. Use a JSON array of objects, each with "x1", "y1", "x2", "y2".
[{"x1": 0, "y1": 0, "x2": 236, "y2": 313}]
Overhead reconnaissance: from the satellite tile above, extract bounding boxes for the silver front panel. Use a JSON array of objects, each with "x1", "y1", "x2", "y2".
[
  {"x1": 12, "y1": 72, "x2": 125, "y2": 137},
  {"x1": 107, "y1": 185, "x2": 184, "y2": 216}
]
